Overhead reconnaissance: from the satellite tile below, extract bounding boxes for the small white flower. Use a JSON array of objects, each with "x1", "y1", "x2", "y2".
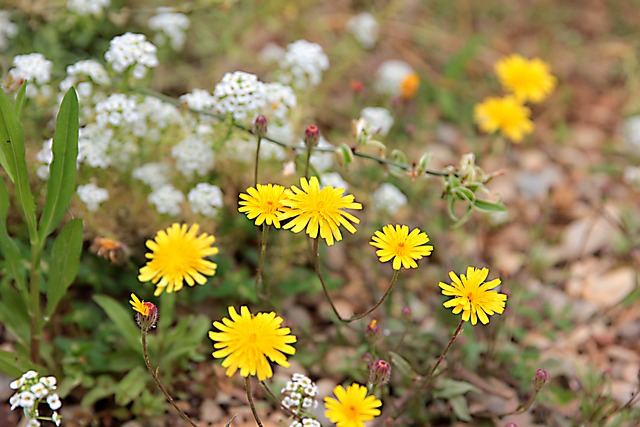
[
  {"x1": 376, "y1": 59, "x2": 415, "y2": 97},
  {"x1": 105, "y1": 32, "x2": 158, "y2": 79},
  {"x1": 278, "y1": 40, "x2": 329, "y2": 89},
  {"x1": 260, "y1": 82, "x2": 297, "y2": 121},
  {"x1": 9, "y1": 54, "x2": 52, "y2": 98},
  {"x1": 148, "y1": 8, "x2": 190, "y2": 51},
  {"x1": 148, "y1": 185, "x2": 184, "y2": 216},
  {"x1": 133, "y1": 163, "x2": 171, "y2": 189},
  {"x1": 47, "y1": 393, "x2": 62, "y2": 410},
  {"x1": 0, "y1": 11, "x2": 19, "y2": 51},
  {"x1": 95, "y1": 94, "x2": 141, "y2": 128},
  {"x1": 282, "y1": 396, "x2": 294, "y2": 409},
  {"x1": 19, "y1": 391, "x2": 36, "y2": 408},
  {"x1": 52, "y1": 412, "x2": 62, "y2": 426},
  {"x1": 30, "y1": 383, "x2": 48, "y2": 398},
  {"x1": 347, "y1": 12, "x2": 379, "y2": 49},
  {"x1": 290, "y1": 391, "x2": 302, "y2": 401},
  {"x1": 283, "y1": 381, "x2": 296, "y2": 392},
  {"x1": 26, "y1": 419, "x2": 41, "y2": 427},
  {"x1": 360, "y1": 107, "x2": 394, "y2": 136},
  {"x1": 302, "y1": 397, "x2": 314, "y2": 409},
  {"x1": 78, "y1": 124, "x2": 114, "y2": 169},
  {"x1": 372, "y1": 182, "x2": 408, "y2": 215},
  {"x1": 40, "y1": 376, "x2": 57, "y2": 389},
  {"x1": 9, "y1": 377, "x2": 24, "y2": 389},
  {"x1": 67, "y1": 0, "x2": 110, "y2": 15},
  {"x1": 260, "y1": 42, "x2": 285, "y2": 64},
  {"x1": 23, "y1": 371, "x2": 39, "y2": 380},
  {"x1": 188, "y1": 183, "x2": 223, "y2": 217},
  {"x1": 77, "y1": 183, "x2": 109, "y2": 212},
  {"x1": 9, "y1": 393, "x2": 20, "y2": 410},
  {"x1": 301, "y1": 419, "x2": 320, "y2": 427},
  {"x1": 213, "y1": 71, "x2": 266, "y2": 122},
  {"x1": 303, "y1": 384, "x2": 317, "y2": 397},
  {"x1": 171, "y1": 134, "x2": 215, "y2": 178},
  {"x1": 288, "y1": 422, "x2": 302, "y2": 427},
  {"x1": 180, "y1": 89, "x2": 216, "y2": 111}
]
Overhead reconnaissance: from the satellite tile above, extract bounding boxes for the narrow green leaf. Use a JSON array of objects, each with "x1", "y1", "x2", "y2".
[
  {"x1": 388, "y1": 351, "x2": 416, "y2": 378},
  {"x1": 13, "y1": 83, "x2": 27, "y2": 117},
  {"x1": 474, "y1": 199, "x2": 507, "y2": 212},
  {"x1": 434, "y1": 379, "x2": 478, "y2": 399},
  {"x1": 224, "y1": 415, "x2": 238, "y2": 427},
  {"x1": 0, "y1": 179, "x2": 27, "y2": 296},
  {"x1": 45, "y1": 218, "x2": 83, "y2": 317},
  {"x1": 39, "y1": 88, "x2": 79, "y2": 240},
  {"x1": 449, "y1": 395, "x2": 472, "y2": 422},
  {"x1": 0, "y1": 350, "x2": 32, "y2": 377},
  {"x1": 115, "y1": 367, "x2": 147, "y2": 405},
  {"x1": 93, "y1": 294, "x2": 142, "y2": 354},
  {"x1": 444, "y1": 36, "x2": 483, "y2": 80},
  {"x1": 0, "y1": 285, "x2": 30, "y2": 347},
  {"x1": 0, "y1": 89, "x2": 36, "y2": 236}
]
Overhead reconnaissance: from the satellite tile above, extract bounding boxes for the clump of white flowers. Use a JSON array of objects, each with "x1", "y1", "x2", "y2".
[
  {"x1": 9, "y1": 370, "x2": 62, "y2": 426},
  {"x1": 0, "y1": 11, "x2": 19, "y2": 51},
  {"x1": 188, "y1": 183, "x2": 224, "y2": 217},
  {"x1": 278, "y1": 40, "x2": 329, "y2": 89},
  {"x1": 261, "y1": 82, "x2": 297, "y2": 122},
  {"x1": 105, "y1": 32, "x2": 158, "y2": 79},
  {"x1": 288, "y1": 419, "x2": 321, "y2": 427},
  {"x1": 213, "y1": 71, "x2": 266, "y2": 122},
  {"x1": 376, "y1": 59, "x2": 417, "y2": 98},
  {"x1": 148, "y1": 184, "x2": 184, "y2": 216},
  {"x1": 171, "y1": 134, "x2": 215, "y2": 178},
  {"x1": 372, "y1": 182, "x2": 408, "y2": 215},
  {"x1": 77, "y1": 124, "x2": 114, "y2": 169},
  {"x1": 281, "y1": 373, "x2": 319, "y2": 416},
  {"x1": 77, "y1": 183, "x2": 109, "y2": 212},
  {"x1": 67, "y1": 0, "x2": 110, "y2": 16},
  {"x1": 148, "y1": 8, "x2": 190, "y2": 51},
  {"x1": 360, "y1": 107, "x2": 394, "y2": 136},
  {"x1": 181, "y1": 88, "x2": 217, "y2": 111},
  {"x1": 8, "y1": 53, "x2": 53, "y2": 98},
  {"x1": 60, "y1": 59, "x2": 110, "y2": 100},
  {"x1": 133, "y1": 162, "x2": 171, "y2": 189},
  {"x1": 347, "y1": 12, "x2": 379, "y2": 49}
]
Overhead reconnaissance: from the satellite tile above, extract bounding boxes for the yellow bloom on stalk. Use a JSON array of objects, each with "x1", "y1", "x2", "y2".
[
  {"x1": 138, "y1": 223, "x2": 219, "y2": 296},
  {"x1": 474, "y1": 95, "x2": 534, "y2": 142},
  {"x1": 209, "y1": 306, "x2": 297, "y2": 381},
  {"x1": 370, "y1": 224, "x2": 433, "y2": 270},
  {"x1": 400, "y1": 72, "x2": 420, "y2": 100},
  {"x1": 495, "y1": 54, "x2": 556, "y2": 103},
  {"x1": 129, "y1": 293, "x2": 149, "y2": 316},
  {"x1": 324, "y1": 383, "x2": 382, "y2": 427},
  {"x1": 439, "y1": 266, "x2": 507, "y2": 325},
  {"x1": 279, "y1": 176, "x2": 362, "y2": 246},
  {"x1": 238, "y1": 183, "x2": 287, "y2": 228}
]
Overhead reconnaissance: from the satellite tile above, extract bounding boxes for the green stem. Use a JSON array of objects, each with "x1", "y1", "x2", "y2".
[
  {"x1": 141, "y1": 330, "x2": 199, "y2": 427},
  {"x1": 254, "y1": 136, "x2": 262, "y2": 186},
  {"x1": 304, "y1": 145, "x2": 312, "y2": 179},
  {"x1": 245, "y1": 376, "x2": 264, "y2": 427},
  {"x1": 346, "y1": 270, "x2": 400, "y2": 322},
  {"x1": 29, "y1": 243, "x2": 42, "y2": 364},
  {"x1": 254, "y1": 224, "x2": 269, "y2": 298}
]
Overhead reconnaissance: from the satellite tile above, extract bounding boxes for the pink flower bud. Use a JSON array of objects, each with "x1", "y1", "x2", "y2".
[
  {"x1": 304, "y1": 125, "x2": 320, "y2": 148},
  {"x1": 254, "y1": 115, "x2": 268, "y2": 137},
  {"x1": 533, "y1": 369, "x2": 548, "y2": 390},
  {"x1": 368, "y1": 359, "x2": 391, "y2": 386},
  {"x1": 136, "y1": 302, "x2": 159, "y2": 331}
]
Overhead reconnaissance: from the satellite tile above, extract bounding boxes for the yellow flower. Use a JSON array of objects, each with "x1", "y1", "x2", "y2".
[
  {"x1": 138, "y1": 223, "x2": 219, "y2": 296},
  {"x1": 474, "y1": 95, "x2": 534, "y2": 142},
  {"x1": 209, "y1": 306, "x2": 297, "y2": 381},
  {"x1": 495, "y1": 54, "x2": 556, "y2": 103},
  {"x1": 400, "y1": 72, "x2": 420, "y2": 100},
  {"x1": 370, "y1": 224, "x2": 433, "y2": 270},
  {"x1": 279, "y1": 176, "x2": 362, "y2": 246},
  {"x1": 439, "y1": 266, "x2": 507, "y2": 325},
  {"x1": 324, "y1": 383, "x2": 382, "y2": 427},
  {"x1": 238, "y1": 183, "x2": 287, "y2": 228},
  {"x1": 129, "y1": 293, "x2": 149, "y2": 316}
]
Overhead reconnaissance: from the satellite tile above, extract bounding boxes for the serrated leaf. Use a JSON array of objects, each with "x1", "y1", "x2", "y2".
[
  {"x1": 115, "y1": 366, "x2": 147, "y2": 405},
  {"x1": 39, "y1": 88, "x2": 79, "y2": 240},
  {"x1": 93, "y1": 294, "x2": 142, "y2": 354},
  {"x1": 0, "y1": 179, "x2": 27, "y2": 297},
  {"x1": 474, "y1": 199, "x2": 507, "y2": 212},
  {"x1": 45, "y1": 218, "x2": 83, "y2": 317}
]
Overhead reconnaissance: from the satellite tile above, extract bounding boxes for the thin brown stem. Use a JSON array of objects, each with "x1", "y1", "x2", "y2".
[
  {"x1": 141, "y1": 330, "x2": 199, "y2": 427},
  {"x1": 245, "y1": 376, "x2": 264, "y2": 427},
  {"x1": 260, "y1": 381, "x2": 303, "y2": 420},
  {"x1": 304, "y1": 146, "x2": 312, "y2": 179}
]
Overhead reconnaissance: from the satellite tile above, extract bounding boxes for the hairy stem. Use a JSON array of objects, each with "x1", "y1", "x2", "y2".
[{"x1": 245, "y1": 376, "x2": 264, "y2": 427}]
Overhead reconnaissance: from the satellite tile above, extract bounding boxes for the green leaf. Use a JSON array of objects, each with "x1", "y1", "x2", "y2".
[
  {"x1": 0, "y1": 178, "x2": 27, "y2": 297},
  {"x1": 474, "y1": 199, "x2": 507, "y2": 212},
  {"x1": 13, "y1": 83, "x2": 26, "y2": 117},
  {"x1": 0, "y1": 350, "x2": 33, "y2": 377},
  {"x1": 93, "y1": 294, "x2": 142, "y2": 354},
  {"x1": 115, "y1": 366, "x2": 147, "y2": 405},
  {"x1": 81, "y1": 376, "x2": 117, "y2": 407},
  {"x1": 388, "y1": 351, "x2": 416, "y2": 378},
  {"x1": 38, "y1": 88, "x2": 79, "y2": 240},
  {"x1": 433, "y1": 378, "x2": 478, "y2": 399},
  {"x1": 224, "y1": 415, "x2": 238, "y2": 427},
  {"x1": 0, "y1": 284, "x2": 30, "y2": 347},
  {"x1": 0, "y1": 88, "x2": 36, "y2": 236},
  {"x1": 45, "y1": 218, "x2": 83, "y2": 317},
  {"x1": 443, "y1": 36, "x2": 483, "y2": 80},
  {"x1": 449, "y1": 395, "x2": 472, "y2": 422}
]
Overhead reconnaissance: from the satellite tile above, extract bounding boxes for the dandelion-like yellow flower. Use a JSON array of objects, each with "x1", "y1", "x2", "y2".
[
  {"x1": 238, "y1": 183, "x2": 287, "y2": 228},
  {"x1": 279, "y1": 176, "x2": 362, "y2": 246},
  {"x1": 495, "y1": 54, "x2": 556, "y2": 103},
  {"x1": 439, "y1": 266, "x2": 507, "y2": 325},
  {"x1": 370, "y1": 224, "x2": 433, "y2": 270},
  {"x1": 129, "y1": 293, "x2": 149, "y2": 316},
  {"x1": 209, "y1": 306, "x2": 297, "y2": 381},
  {"x1": 324, "y1": 383, "x2": 382, "y2": 427},
  {"x1": 400, "y1": 72, "x2": 420, "y2": 100},
  {"x1": 474, "y1": 95, "x2": 534, "y2": 143},
  {"x1": 138, "y1": 223, "x2": 219, "y2": 296}
]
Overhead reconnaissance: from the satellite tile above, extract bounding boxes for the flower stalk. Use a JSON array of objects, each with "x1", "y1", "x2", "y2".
[
  {"x1": 245, "y1": 376, "x2": 264, "y2": 427},
  {"x1": 254, "y1": 223, "x2": 270, "y2": 298}
]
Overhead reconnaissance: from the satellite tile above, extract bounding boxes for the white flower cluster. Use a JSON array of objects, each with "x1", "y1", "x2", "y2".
[
  {"x1": 77, "y1": 183, "x2": 109, "y2": 211},
  {"x1": 95, "y1": 94, "x2": 141, "y2": 128},
  {"x1": 105, "y1": 32, "x2": 158, "y2": 79},
  {"x1": 288, "y1": 419, "x2": 321, "y2": 427},
  {"x1": 360, "y1": 107, "x2": 394, "y2": 136},
  {"x1": 181, "y1": 89, "x2": 217, "y2": 111},
  {"x1": 278, "y1": 40, "x2": 329, "y2": 89},
  {"x1": 60, "y1": 59, "x2": 110, "y2": 94},
  {"x1": 188, "y1": 183, "x2": 223, "y2": 217},
  {"x1": 9, "y1": 370, "x2": 62, "y2": 426},
  {"x1": 321, "y1": 172, "x2": 349, "y2": 191},
  {"x1": 171, "y1": 134, "x2": 215, "y2": 178},
  {"x1": 281, "y1": 373, "x2": 319, "y2": 415},
  {"x1": 376, "y1": 59, "x2": 415, "y2": 97},
  {"x1": 148, "y1": 8, "x2": 190, "y2": 51},
  {"x1": 136, "y1": 96, "x2": 183, "y2": 137},
  {"x1": 261, "y1": 82, "x2": 297, "y2": 122},
  {"x1": 78, "y1": 124, "x2": 114, "y2": 168},
  {"x1": 133, "y1": 162, "x2": 171, "y2": 189},
  {"x1": 148, "y1": 184, "x2": 184, "y2": 216},
  {"x1": 372, "y1": 182, "x2": 408, "y2": 215},
  {"x1": 9, "y1": 53, "x2": 53, "y2": 98},
  {"x1": 67, "y1": 0, "x2": 110, "y2": 16},
  {"x1": 213, "y1": 71, "x2": 266, "y2": 122},
  {"x1": 347, "y1": 12, "x2": 379, "y2": 49},
  {"x1": 36, "y1": 138, "x2": 54, "y2": 180},
  {"x1": 0, "y1": 11, "x2": 18, "y2": 51}
]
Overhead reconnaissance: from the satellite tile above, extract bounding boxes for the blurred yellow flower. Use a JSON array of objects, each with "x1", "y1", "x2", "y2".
[
  {"x1": 209, "y1": 306, "x2": 297, "y2": 381},
  {"x1": 279, "y1": 176, "x2": 362, "y2": 246},
  {"x1": 400, "y1": 72, "x2": 420, "y2": 100},
  {"x1": 129, "y1": 293, "x2": 149, "y2": 316},
  {"x1": 439, "y1": 266, "x2": 507, "y2": 325},
  {"x1": 238, "y1": 183, "x2": 287, "y2": 228},
  {"x1": 495, "y1": 54, "x2": 556, "y2": 103},
  {"x1": 324, "y1": 383, "x2": 382, "y2": 427},
  {"x1": 138, "y1": 223, "x2": 218, "y2": 296},
  {"x1": 474, "y1": 95, "x2": 533, "y2": 142},
  {"x1": 370, "y1": 224, "x2": 433, "y2": 270}
]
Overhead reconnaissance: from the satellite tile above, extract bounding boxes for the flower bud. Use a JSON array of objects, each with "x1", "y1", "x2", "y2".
[
  {"x1": 532, "y1": 369, "x2": 548, "y2": 390},
  {"x1": 304, "y1": 125, "x2": 320, "y2": 148},
  {"x1": 350, "y1": 80, "x2": 364, "y2": 94},
  {"x1": 401, "y1": 306, "x2": 412, "y2": 317},
  {"x1": 254, "y1": 115, "x2": 268, "y2": 137},
  {"x1": 506, "y1": 423, "x2": 517, "y2": 427},
  {"x1": 136, "y1": 302, "x2": 159, "y2": 331},
  {"x1": 366, "y1": 319, "x2": 380, "y2": 337},
  {"x1": 368, "y1": 359, "x2": 391, "y2": 386}
]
